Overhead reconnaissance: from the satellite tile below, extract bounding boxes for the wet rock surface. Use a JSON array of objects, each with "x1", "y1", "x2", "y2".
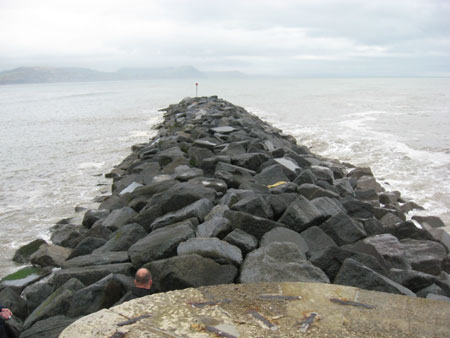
[{"x1": 3, "y1": 96, "x2": 450, "y2": 336}]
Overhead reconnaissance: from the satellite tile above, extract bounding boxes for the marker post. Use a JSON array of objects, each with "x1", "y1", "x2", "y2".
[{"x1": 195, "y1": 82, "x2": 198, "y2": 97}]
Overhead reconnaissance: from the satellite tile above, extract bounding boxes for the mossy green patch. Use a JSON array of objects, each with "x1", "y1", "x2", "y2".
[{"x1": 2, "y1": 266, "x2": 40, "y2": 281}]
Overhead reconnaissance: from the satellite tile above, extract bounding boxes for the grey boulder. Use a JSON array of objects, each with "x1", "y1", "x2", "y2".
[
  {"x1": 223, "y1": 229, "x2": 258, "y2": 254},
  {"x1": 334, "y1": 258, "x2": 415, "y2": 297},
  {"x1": 177, "y1": 238, "x2": 242, "y2": 266},
  {"x1": 239, "y1": 242, "x2": 329, "y2": 284},
  {"x1": 148, "y1": 254, "x2": 238, "y2": 293},
  {"x1": 128, "y1": 220, "x2": 195, "y2": 268},
  {"x1": 260, "y1": 227, "x2": 309, "y2": 256}
]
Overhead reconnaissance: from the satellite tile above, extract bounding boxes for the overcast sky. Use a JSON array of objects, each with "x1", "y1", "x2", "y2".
[{"x1": 1, "y1": 0, "x2": 449, "y2": 76}]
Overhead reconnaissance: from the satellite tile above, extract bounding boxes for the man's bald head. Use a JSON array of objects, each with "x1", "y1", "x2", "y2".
[{"x1": 134, "y1": 268, "x2": 152, "y2": 289}]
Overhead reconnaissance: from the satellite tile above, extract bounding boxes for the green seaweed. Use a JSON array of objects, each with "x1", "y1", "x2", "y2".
[{"x1": 2, "y1": 266, "x2": 40, "y2": 281}]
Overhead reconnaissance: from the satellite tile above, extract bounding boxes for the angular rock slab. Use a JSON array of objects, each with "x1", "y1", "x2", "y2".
[
  {"x1": 94, "y1": 223, "x2": 146, "y2": 253},
  {"x1": 24, "y1": 278, "x2": 85, "y2": 329},
  {"x1": 128, "y1": 220, "x2": 195, "y2": 268},
  {"x1": 334, "y1": 258, "x2": 415, "y2": 297},
  {"x1": 62, "y1": 251, "x2": 130, "y2": 268},
  {"x1": 362, "y1": 234, "x2": 411, "y2": 270},
  {"x1": 52, "y1": 263, "x2": 134, "y2": 289},
  {"x1": 260, "y1": 227, "x2": 309, "y2": 256},
  {"x1": 147, "y1": 254, "x2": 238, "y2": 293},
  {"x1": 223, "y1": 229, "x2": 258, "y2": 254},
  {"x1": 278, "y1": 196, "x2": 326, "y2": 233},
  {"x1": 239, "y1": 242, "x2": 329, "y2": 283},
  {"x1": 319, "y1": 212, "x2": 367, "y2": 246},
  {"x1": 177, "y1": 237, "x2": 243, "y2": 266},
  {"x1": 400, "y1": 238, "x2": 448, "y2": 275},
  {"x1": 61, "y1": 282, "x2": 450, "y2": 338},
  {"x1": 101, "y1": 207, "x2": 138, "y2": 231},
  {"x1": 230, "y1": 194, "x2": 274, "y2": 219},
  {"x1": 21, "y1": 315, "x2": 79, "y2": 338},
  {"x1": 196, "y1": 216, "x2": 231, "y2": 238},
  {"x1": 224, "y1": 210, "x2": 285, "y2": 239},
  {"x1": 150, "y1": 198, "x2": 213, "y2": 230}
]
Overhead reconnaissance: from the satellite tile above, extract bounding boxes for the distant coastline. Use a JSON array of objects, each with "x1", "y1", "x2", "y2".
[{"x1": 0, "y1": 66, "x2": 246, "y2": 85}]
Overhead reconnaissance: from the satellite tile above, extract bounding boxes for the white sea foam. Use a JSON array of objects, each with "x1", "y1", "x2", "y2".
[{"x1": 77, "y1": 162, "x2": 105, "y2": 169}]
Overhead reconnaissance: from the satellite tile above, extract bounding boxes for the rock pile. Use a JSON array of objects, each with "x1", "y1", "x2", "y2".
[{"x1": 2, "y1": 96, "x2": 450, "y2": 337}]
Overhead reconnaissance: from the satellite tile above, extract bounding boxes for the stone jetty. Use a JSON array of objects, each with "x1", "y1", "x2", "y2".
[{"x1": 1, "y1": 96, "x2": 449, "y2": 337}]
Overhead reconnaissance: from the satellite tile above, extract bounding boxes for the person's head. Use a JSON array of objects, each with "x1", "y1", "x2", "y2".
[{"x1": 134, "y1": 268, "x2": 152, "y2": 289}]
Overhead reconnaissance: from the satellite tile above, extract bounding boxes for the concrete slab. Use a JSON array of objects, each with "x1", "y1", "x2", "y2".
[{"x1": 60, "y1": 282, "x2": 450, "y2": 338}]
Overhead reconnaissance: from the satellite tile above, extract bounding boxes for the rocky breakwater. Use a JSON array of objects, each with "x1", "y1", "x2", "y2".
[{"x1": 2, "y1": 96, "x2": 450, "y2": 337}]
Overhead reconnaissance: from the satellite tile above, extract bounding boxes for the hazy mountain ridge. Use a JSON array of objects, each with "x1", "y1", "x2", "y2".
[{"x1": 0, "y1": 66, "x2": 246, "y2": 85}]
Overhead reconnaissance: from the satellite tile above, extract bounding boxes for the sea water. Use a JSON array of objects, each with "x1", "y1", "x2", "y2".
[{"x1": 1, "y1": 78, "x2": 449, "y2": 277}]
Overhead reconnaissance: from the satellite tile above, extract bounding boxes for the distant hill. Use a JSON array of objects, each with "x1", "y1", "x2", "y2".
[
  {"x1": 0, "y1": 67, "x2": 114, "y2": 84},
  {"x1": 0, "y1": 66, "x2": 247, "y2": 85}
]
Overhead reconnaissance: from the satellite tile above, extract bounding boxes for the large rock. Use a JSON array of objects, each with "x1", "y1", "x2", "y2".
[
  {"x1": 68, "y1": 237, "x2": 107, "y2": 259},
  {"x1": 300, "y1": 226, "x2": 337, "y2": 255},
  {"x1": 196, "y1": 217, "x2": 231, "y2": 238},
  {"x1": 230, "y1": 195, "x2": 273, "y2": 219},
  {"x1": 13, "y1": 238, "x2": 46, "y2": 263},
  {"x1": 82, "y1": 209, "x2": 109, "y2": 229},
  {"x1": 24, "y1": 278, "x2": 85, "y2": 329},
  {"x1": 94, "y1": 223, "x2": 146, "y2": 253},
  {"x1": 20, "y1": 315, "x2": 79, "y2": 338},
  {"x1": 67, "y1": 274, "x2": 128, "y2": 317},
  {"x1": 362, "y1": 234, "x2": 411, "y2": 270},
  {"x1": 147, "y1": 254, "x2": 238, "y2": 293},
  {"x1": 311, "y1": 197, "x2": 345, "y2": 219},
  {"x1": 334, "y1": 258, "x2": 415, "y2": 296},
  {"x1": 52, "y1": 263, "x2": 134, "y2": 289},
  {"x1": 412, "y1": 215, "x2": 446, "y2": 229},
  {"x1": 319, "y1": 212, "x2": 367, "y2": 246},
  {"x1": 223, "y1": 229, "x2": 258, "y2": 254},
  {"x1": 266, "y1": 193, "x2": 298, "y2": 219},
  {"x1": 30, "y1": 244, "x2": 72, "y2": 268},
  {"x1": 342, "y1": 198, "x2": 375, "y2": 219},
  {"x1": 427, "y1": 227, "x2": 450, "y2": 253},
  {"x1": 219, "y1": 142, "x2": 246, "y2": 156},
  {"x1": 224, "y1": 210, "x2": 284, "y2": 239},
  {"x1": 50, "y1": 224, "x2": 85, "y2": 248},
  {"x1": 62, "y1": 251, "x2": 130, "y2": 269},
  {"x1": 298, "y1": 183, "x2": 339, "y2": 200},
  {"x1": 231, "y1": 153, "x2": 270, "y2": 171},
  {"x1": 389, "y1": 268, "x2": 445, "y2": 293},
  {"x1": 278, "y1": 196, "x2": 326, "y2": 232},
  {"x1": 391, "y1": 221, "x2": 435, "y2": 241},
  {"x1": 101, "y1": 207, "x2": 138, "y2": 231},
  {"x1": 71, "y1": 222, "x2": 112, "y2": 248},
  {"x1": 0, "y1": 287, "x2": 28, "y2": 320},
  {"x1": 128, "y1": 220, "x2": 195, "y2": 268},
  {"x1": 151, "y1": 182, "x2": 216, "y2": 214},
  {"x1": 177, "y1": 238, "x2": 243, "y2": 266},
  {"x1": 158, "y1": 146, "x2": 186, "y2": 167},
  {"x1": 310, "y1": 165, "x2": 334, "y2": 184},
  {"x1": 253, "y1": 164, "x2": 290, "y2": 186},
  {"x1": 260, "y1": 227, "x2": 309, "y2": 256},
  {"x1": 239, "y1": 242, "x2": 329, "y2": 284},
  {"x1": 189, "y1": 146, "x2": 215, "y2": 167},
  {"x1": 22, "y1": 281, "x2": 53, "y2": 313},
  {"x1": 400, "y1": 239, "x2": 448, "y2": 275},
  {"x1": 132, "y1": 204, "x2": 163, "y2": 232},
  {"x1": 310, "y1": 246, "x2": 389, "y2": 282},
  {"x1": 150, "y1": 198, "x2": 213, "y2": 230}
]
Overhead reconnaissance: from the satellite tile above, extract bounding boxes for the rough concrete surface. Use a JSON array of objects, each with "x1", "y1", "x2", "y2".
[{"x1": 60, "y1": 282, "x2": 450, "y2": 337}]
